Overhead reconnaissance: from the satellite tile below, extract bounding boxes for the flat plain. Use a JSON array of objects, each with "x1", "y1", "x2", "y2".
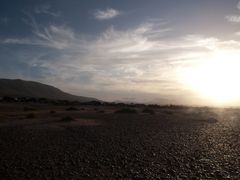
[{"x1": 0, "y1": 102, "x2": 239, "y2": 179}]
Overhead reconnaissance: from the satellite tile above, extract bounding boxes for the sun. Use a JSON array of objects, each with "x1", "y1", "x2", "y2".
[{"x1": 182, "y1": 50, "x2": 240, "y2": 105}]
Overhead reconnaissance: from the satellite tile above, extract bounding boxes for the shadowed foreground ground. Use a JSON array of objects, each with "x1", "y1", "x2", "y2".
[{"x1": 0, "y1": 103, "x2": 239, "y2": 179}]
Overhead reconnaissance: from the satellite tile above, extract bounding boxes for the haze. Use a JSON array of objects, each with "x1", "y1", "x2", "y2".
[{"x1": 1, "y1": 0, "x2": 240, "y2": 106}]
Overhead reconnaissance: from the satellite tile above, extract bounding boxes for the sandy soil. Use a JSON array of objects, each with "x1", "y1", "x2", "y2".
[{"x1": 0, "y1": 103, "x2": 239, "y2": 179}]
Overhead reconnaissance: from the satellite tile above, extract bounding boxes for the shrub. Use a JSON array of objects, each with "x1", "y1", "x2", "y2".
[
  {"x1": 163, "y1": 110, "x2": 173, "y2": 115},
  {"x1": 65, "y1": 107, "x2": 78, "y2": 111},
  {"x1": 207, "y1": 117, "x2": 218, "y2": 123},
  {"x1": 98, "y1": 110, "x2": 105, "y2": 113},
  {"x1": 25, "y1": 113, "x2": 35, "y2": 119},
  {"x1": 115, "y1": 108, "x2": 137, "y2": 114},
  {"x1": 49, "y1": 110, "x2": 56, "y2": 114},
  {"x1": 142, "y1": 108, "x2": 155, "y2": 115},
  {"x1": 23, "y1": 107, "x2": 36, "y2": 111},
  {"x1": 60, "y1": 116, "x2": 75, "y2": 122}
]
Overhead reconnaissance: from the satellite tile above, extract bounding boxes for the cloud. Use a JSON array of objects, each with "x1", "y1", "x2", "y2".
[
  {"x1": 34, "y1": 4, "x2": 60, "y2": 17},
  {"x1": 94, "y1": 8, "x2": 120, "y2": 20},
  {"x1": 225, "y1": 15, "x2": 240, "y2": 23},
  {"x1": 2, "y1": 17, "x2": 240, "y2": 104},
  {"x1": 237, "y1": 1, "x2": 240, "y2": 10},
  {"x1": 6, "y1": 14, "x2": 74, "y2": 50},
  {"x1": 1, "y1": 17, "x2": 9, "y2": 23},
  {"x1": 3, "y1": 25, "x2": 75, "y2": 50},
  {"x1": 1, "y1": 20, "x2": 178, "y2": 97},
  {"x1": 225, "y1": 1, "x2": 240, "y2": 23}
]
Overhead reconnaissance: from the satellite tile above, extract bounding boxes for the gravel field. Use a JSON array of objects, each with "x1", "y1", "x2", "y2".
[{"x1": 0, "y1": 103, "x2": 240, "y2": 179}]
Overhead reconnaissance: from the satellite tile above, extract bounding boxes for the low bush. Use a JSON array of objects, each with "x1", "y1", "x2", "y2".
[
  {"x1": 207, "y1": 117, "x2": 218, "y2": 123},
  {"x1": 142, "y1": 108, "x2": 155, "y2": 114},
  {"x1": 163, "y1": 110, "x2": 173, "y2": 115},
  {"x1": 23, "y1": 107, "x2": 36, "y2": 111},
  {"x1": 115, "y1": 108, "x2": 137, "y2": 114},
  {"x1": 25, "y1": 113, "x2": 35, "y2": 119},
  {"x1": 60, "y1": 116, "x2": 75, "y2": 122},
  {"x1": 98, "y1": 110, "x2": 105, "y2": 113},
  {"x1": 49, "y1": 110, "x2": 56, "y2": 114},
  {"x1": 65, "y1": 107, "x2": 78, "y2": 111}
]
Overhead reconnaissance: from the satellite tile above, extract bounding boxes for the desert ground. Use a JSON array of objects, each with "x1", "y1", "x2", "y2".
[{"x1": 0, "y1": 102, "x2": 239, "y2": 179}]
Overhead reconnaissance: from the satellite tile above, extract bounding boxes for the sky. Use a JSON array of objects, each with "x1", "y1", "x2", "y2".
[{"x1": 1, "y1": 0, "x2": 240, "y2": 105}]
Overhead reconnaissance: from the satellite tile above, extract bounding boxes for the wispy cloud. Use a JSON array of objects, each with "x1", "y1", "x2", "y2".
[
  {"x1": 94, "y1": 8, "x2": 120, "y2": 20},
  {"x1": 237, "y1": 1, "x2": 240, "y2": 10},
  {"x1": 226, "y1": 1, "x2": 240, "y2": 23},
  {"x1": 3, "y1": 24, "x2": 75, "y2": 50},
  {"x1": 34, "y1": 4, "x2": 60, "y2": 17},
  {"x1": 1, "y1": 19, "x2": 177, "y2": 97},
  {"x1": 6, "y1": 13, "x2": 74, "y2": 50},
  {"x1": 2, "y1": 16, "x2": 240, "y2": 103},
  {"x1": 225, "y1": 15, "x2": 240, "y2": 23},
  {"x1": 1, "y1": 17, "x2": 9, "y2": 23}
]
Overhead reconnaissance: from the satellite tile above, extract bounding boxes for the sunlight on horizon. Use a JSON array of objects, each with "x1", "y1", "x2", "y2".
[{"x1": 182, "y1": 50, "x2": 240, "y2": 105}]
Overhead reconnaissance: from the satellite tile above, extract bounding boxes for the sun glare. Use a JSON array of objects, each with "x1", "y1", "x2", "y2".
[{"x1": 182, "y1": 50, "x2": 240, "y2": 105}]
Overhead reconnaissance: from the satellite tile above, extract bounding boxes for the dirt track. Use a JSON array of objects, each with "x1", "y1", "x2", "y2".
[{"x1": 0, "y1": 104, "x2": 239, "y2": 179}]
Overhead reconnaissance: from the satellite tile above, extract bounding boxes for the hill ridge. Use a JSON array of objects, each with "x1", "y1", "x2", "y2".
[{"x1": 0, "y1": 78, "x2": 97, "y2": 102}]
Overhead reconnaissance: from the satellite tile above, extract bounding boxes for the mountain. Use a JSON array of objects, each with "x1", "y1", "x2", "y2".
[{"x1": 0, "y1": 79, "x2": 97, "y2": 102}]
